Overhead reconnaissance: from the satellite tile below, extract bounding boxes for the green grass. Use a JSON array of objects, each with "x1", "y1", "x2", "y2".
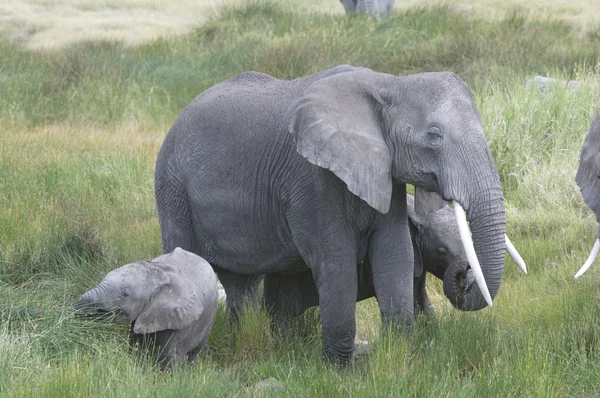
[
  {"x1": 2, "y1": 2, "x2": 600, "y2": 127},
  {"x1": 2, "y1": 0, "x2": 600, "y2": 396}
]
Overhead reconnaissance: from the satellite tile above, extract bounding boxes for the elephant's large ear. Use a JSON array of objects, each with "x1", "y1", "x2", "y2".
[
  {"x1": 576, "y1": 110, "x2": 600, "y2": 226},
  {"x1": 414, "y1": 186, "x2": 447, "y2": 215},
  {"x1": 290, "y1": 70, "x2": 393, "y2": 213},
  {"x1": 134, "y1": 280, "x2": 203, "y2": 334},
  {"x1": 134, "y1": 249, "x2": 206, "y2": 334}
]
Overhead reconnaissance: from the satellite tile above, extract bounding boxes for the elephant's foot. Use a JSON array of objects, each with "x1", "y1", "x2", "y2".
[{"x1": 322, "y1": 329, "x2": 356, "y2": 367}]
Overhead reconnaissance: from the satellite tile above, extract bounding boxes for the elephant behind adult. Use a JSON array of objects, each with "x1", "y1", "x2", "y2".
[
  {"x1": 261, "y1": 194, "x2": 527, "y2": 331},
  {"x1": 575, "y1": 109, "x2": 600, "y2": 277},
  {"x1": 260, "y1": 193, "x2": 461, "y2": 331},
  {"x1": 155, "y1": 65, "x2": 507, "y2": 363}
]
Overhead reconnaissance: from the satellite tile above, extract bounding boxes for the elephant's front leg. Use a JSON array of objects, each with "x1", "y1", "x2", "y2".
[
  {"x1": 310, "y1": 251, "x2": 358, "y2": 364},
  {"x1": 414, "y1": 272, "x2": 434, "y2": 315},
  {"x1": 155, "y1": 331, "x2": 182, "y2": 371},
  {"x1": 369, "y1": 208, "x2": 415, "y2": 329}
]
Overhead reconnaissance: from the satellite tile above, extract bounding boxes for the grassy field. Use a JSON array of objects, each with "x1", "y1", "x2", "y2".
[
  {"x1": 2, "y1": 0, "x2": 599, "y2": 49},
  {"x1": 1, "y1": 0, "x2": 600, "y2": 396}
]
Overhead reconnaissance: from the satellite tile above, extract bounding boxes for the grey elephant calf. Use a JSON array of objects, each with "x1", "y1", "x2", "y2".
[
  {"x1": 262, "y1": 193, "x2": 527, "y2": 330},
  {"x1": 75, "y1": 247, "x2": 218, "y2": 370},
  {"x1": 259, "y1": 193, "x2": 455, "y2": 331}
]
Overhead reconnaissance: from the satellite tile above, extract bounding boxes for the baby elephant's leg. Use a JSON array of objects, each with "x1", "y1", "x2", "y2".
[
  {"x1": 263, "y1": 271, "x2": 319, "y2": 333},
  {"x1": 129, "y1": 328, "x2": 178, "y2": 370},
  {"x1": 413, "y1": 273, "x2": 434, "y2": 315},
  {"x1": 155, "y1": 330, "x2": 183, "y2": 371},
  {"x1": 129, "y1": 325, "x2": 160, "y2": 356},
  {"x1": 186, "y1": 337, "x2": 211, "y2": 363}
]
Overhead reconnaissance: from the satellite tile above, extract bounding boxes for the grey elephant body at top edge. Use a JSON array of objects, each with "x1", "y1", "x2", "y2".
[{"x1": 340, "y1": 0, "x2": 395, "y2": 17}]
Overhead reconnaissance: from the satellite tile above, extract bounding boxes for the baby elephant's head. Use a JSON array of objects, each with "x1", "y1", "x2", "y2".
[
  {"x1": 74, "y1": 261, "x2": 169, "y2": 324},
  {"x1": 75, "y1": 248, "x2": 211, "y2": 335}
]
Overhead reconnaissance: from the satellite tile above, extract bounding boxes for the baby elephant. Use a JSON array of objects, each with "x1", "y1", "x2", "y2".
[
  {"x1": 261, "y1": 193, "x2": 527, "y2": 331},
  {"x1": 74, "y1": 247, "x2": 218, "y2": 370}
]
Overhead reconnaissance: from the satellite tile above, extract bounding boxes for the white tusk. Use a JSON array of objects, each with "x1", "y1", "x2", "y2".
[
  {"x1": 505, "y1": 234, "x2": 527, "y2": 274},
  {"x1": 453, "y1": 201, "x2": 493, "y2": 307},
  {"x1": 575, "y1": 239, "x2": 600, "y2": 279}
]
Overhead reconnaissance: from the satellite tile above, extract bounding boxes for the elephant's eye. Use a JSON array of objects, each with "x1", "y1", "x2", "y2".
[
  {"x1": 427, "y1": 127, "x2": 443, "y2": 148},
  {"x1": 437, "y1": 247, "x2": 447, "y2": 257},
  {"x1": 121, "y1": 291, "x2": 130, "y2": 297}
]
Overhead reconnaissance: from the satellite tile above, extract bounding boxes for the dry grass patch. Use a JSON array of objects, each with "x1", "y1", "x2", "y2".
[
  {"x1": 2, "y1": 0, "x2": 599, "y2": 50},
  {"x1": 2, "y1": 122, "x2": 167, "y2": 158},
  {"x1": 0, "y1": 0, "x2": 229, "y2": 49}
]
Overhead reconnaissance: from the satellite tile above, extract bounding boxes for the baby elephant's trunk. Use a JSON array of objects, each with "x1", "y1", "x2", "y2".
[{"x1": 74, "y1": 283, "x2": 112, "y2": 311}]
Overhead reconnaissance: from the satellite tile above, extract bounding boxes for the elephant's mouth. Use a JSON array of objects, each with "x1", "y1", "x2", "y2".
[
  {"x1": 73, "y1": 304, "x2": 127, "y2": 323},
  {"x1": 442, "y1": 260, "x2": 476, "y2": 308},
  {"x1": 74, "y1": 308, "x2": 116, "y2": 321},
  {"x1": 443, "y1": 200, "x2": 526, "y2": 310}
]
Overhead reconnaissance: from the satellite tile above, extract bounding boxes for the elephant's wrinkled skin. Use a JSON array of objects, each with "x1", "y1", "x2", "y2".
[
  {"x1": 575, "y1": 109, "x2": 600, "y2": 277},
  {"x1": 155, "y1": 65, "x2": 506, "y2": 363},
  {"x1": 75, "y1": 248, "x2": 218, "y2": 370}
]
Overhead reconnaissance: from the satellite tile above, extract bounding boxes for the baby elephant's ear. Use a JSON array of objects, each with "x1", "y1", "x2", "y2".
[{"x1": 133, "y1": 283, "x2": 203, "y2": 334}]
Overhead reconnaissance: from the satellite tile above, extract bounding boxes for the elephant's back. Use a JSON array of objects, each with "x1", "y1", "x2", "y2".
[
  {"x1": 167, "y1": 72, "x2": 294, "y2": 162},
  {"x1": 162, "y1": 67, "x2": 369, "y2": 192},
  {"x1": 164, "y1": 65, "x2": 368, "y2": 157}
]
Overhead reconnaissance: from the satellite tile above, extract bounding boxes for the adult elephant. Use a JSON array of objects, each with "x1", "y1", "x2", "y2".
[
  {"x1": 340, "y1": 0, "x2": 395, "y2": 17},
  {"x1": 155, "y1": 65, "x2": 507, "y2": 363},
  {"x1": 575, "y1": 109, "x2": 600, "y2": 278}
]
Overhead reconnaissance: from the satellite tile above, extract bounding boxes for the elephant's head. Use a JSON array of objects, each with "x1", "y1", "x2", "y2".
[
  {"x1": 406, "y1": 194, "x2": 465, "y2": 280},
  {"x1": 290, "y1": 68, "x2": 515, "y2": 310},
  {"x1": 74, "y1": 249, "x2": 205, "y2": 333},
  {"x1": 407, "y1": 194, "x2": 526, "y2": 290},
  {"x1": 575, "y1": 109, "x2": 600, "y2": 278}
]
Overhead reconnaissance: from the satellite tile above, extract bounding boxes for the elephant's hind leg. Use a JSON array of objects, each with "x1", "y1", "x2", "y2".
[
  {"x1": 217, "y1": 270, "x2": 263, "y2": 331},
  {"x1": 263, "y1": 271, "x2": 319, "y2": 333},
  {"x1": 186, "y1": 338, "x2": 210, "y2": 363}
]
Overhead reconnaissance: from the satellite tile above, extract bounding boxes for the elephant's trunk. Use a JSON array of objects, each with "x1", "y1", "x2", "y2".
[
  {"x1": 443, "y1": 185, "x2": 505, "y2": 311},
  {"x1": 74, "y1": 282, "x2": 114, "y2": 311}
]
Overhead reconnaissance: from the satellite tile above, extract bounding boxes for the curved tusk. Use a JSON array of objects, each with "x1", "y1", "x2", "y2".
[
  {"x1": 453, "y1": 201, "x2": 493, "y2": 307},
  {"x1": 575, "y1": 239, "x2": 600, "y2": 279},
  {"x1": 505, "y1": 234, "x2": 527, "y2": 274}
]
